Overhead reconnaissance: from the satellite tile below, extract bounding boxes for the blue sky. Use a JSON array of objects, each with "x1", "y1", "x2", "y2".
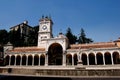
[{"x1": 0, "y1": 0, "x2": 120, "y2": 42}]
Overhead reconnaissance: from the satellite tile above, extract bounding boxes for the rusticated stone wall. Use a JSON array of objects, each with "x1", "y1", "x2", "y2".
[
  {"x1": 0, "y1": 68, "x2": 120, "y2": 77},
  {"x1": 35, "y1": 69, "x2": 120, "y2": 77}
]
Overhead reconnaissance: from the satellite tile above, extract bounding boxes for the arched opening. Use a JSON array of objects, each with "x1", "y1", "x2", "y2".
[
  {"x1": 5, "y1": 55, "x2": 10, "y2": 65},
  {"x1": 16, "y1": 55, "x2": 21, "y2": 65},
  {"x1": 10, "y1": 55, "x2": 15, "y2": 65},
  {"x1": 81, "y1": 53, "x2": 87, "y2": 65},
  {"x1": 40, "y1": 54, "x2": 45, "y2": 65},
  {"x1": 104, "y1": 52, "x2": 112, "y2": 65},
  {"x1": 22, "y1": 55, "x2": 26, "y2": 65},
  {"x1": 96, "y1": 53, "x2": 103, "y2": 65},
  {"x1": 28, "y1": 55, "x2": 33, "y2": 65},
  {"x1": 48, "y1": 43, "x2": 63, "y2": 65},
  {"x1": 66, "y1": 54, "x2": 72, "y2": 65},
  {"x1": 74, "y1": 54, "x2": 78, "y2": 65},
  {"x1": 113, "y1": 52, "x2": 120, "y2": 64},
  {"x1": 89, "y1": 53, "x2": 95, "y2": 65},
  {"x1": 34, "y1": 54, "x2": 39, "y2": 66}
]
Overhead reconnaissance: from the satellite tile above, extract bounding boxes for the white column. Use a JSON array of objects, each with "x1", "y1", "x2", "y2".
[
  {"x1": 111, "y1": 53, "x2": 114, "y2": 65},
  {"x1": 87, "y1": 54, "x2": 89, "y2": 65},
  {"x1": 38, "y1": 55, "x2": 40, "y2": 66},
  {"x1": 72, "y1": 54, "x2": 74, "y2": 66},
  {"x1": 45, "y1": 52, "x2": 48, "y2": 66},
  {"x1": 14, "y1": 56, "x2": 16, "y2": 66},
  {"x1": 26, "y1": 56, "x2": 28, "y2": 66},
  {"x1": 103, "y1": 54, "x2": 105, "y2": 65},
  {"x1": 20, "y1": 56, "x2": 22, "y2": 66},
  {"x1": 32, "y1": 55, "x2": 34, "y2": 66},
  {"x1": 95, "y1": 54, "x2": 97, "y2": 65},
  {"x1": 9, "y1": 56, "x2": 11, "y2": 66},
  {"x1": 62, "y1": 51, "x2": 66, "y2": 66},
  {"x1": 80, "y1": 54, "x2": 82, "y2": 62}
]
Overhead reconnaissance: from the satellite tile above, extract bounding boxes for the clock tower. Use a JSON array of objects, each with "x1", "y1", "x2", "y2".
[{"x1": 38, "y1": 16, "x2": 53, "y2": 48}]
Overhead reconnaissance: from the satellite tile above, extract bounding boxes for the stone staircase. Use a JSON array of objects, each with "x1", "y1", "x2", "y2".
[
  {"x1": 0, "y1": 65, "x2": 120, "y2": 77},
  {"x1": 11, "y1": 68, "x2": 36, "y2": 75}
]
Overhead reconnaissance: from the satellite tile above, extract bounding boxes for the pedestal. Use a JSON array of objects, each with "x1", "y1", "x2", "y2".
[
  {"x1": 75, "y1": 60, "x2": 85, "y2": 69},
  {"x1": 77, "y1": 59, "x2": 83, "y2": 66}
]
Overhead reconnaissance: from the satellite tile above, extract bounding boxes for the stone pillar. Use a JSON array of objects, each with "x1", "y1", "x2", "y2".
[
  {"x1": 111, "y1": 53, "x2": 114, "y2": 65},
  {"x1": 32, "y1": 56, "x2": 34, "y2": 66},
  {"x1": 26, "y1": 56, "x2": 28, "y2": 66},
  {"x1": 38, "y1": 55, "x2": 40, "y2": 66},
  {"x1": 62, "y1": 51, "x2": 66, "y2": 66},
  {"x1": 14, "y1": 56, "x2": 16, "y2": 66},
  {"x1": 87, "y1": 54, "x2": 89, "y2": 65},
  {"x1": 95, "y1": 54, "x2": 97, "y2": 65},
  {"x1": 45, "y1": 52, "x2": 48, "y2": 66},
  {"x1": 9, "y1": 56, "x2": 11, "y2": 66},
  {"x1": 103, "y1": 54, "x2": 105, "y2": 65},
  {"x1": 72, "y1": 54, "x2": 74, "y2": 66},
  {"x1": 20, "y1": 56, "x2": 22, "y2": 66}
]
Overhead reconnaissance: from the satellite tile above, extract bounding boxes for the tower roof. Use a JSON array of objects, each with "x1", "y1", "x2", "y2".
[{"x1": 39, "y1": 16, "x2": 53, "y2": 24}]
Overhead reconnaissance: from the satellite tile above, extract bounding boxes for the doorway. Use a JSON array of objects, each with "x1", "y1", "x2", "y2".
[{"x1": 48, "y1": 43, "x2": 63, "y2": 65}]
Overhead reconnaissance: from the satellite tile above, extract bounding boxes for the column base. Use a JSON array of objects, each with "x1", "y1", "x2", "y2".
[
  {"x1": 45, "y1": 64, "x2": 48, "y2": 66},
  {"x1": 75, "y1": 60, "x2": 85, "y2": 69},
  {"x1": 62, "y1": 64, "x2": 66, "y2": 66}
]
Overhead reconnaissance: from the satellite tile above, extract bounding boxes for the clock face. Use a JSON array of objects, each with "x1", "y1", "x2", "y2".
[{"x1": 42, "y1": 25, "x2": 47, "y2": 30}]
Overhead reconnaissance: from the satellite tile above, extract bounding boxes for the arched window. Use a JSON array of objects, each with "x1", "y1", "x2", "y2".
[
  {"x1": 73, "y1": 54, "x2": 78, "y2": 65},
  {"x1": 104, "y1": 52, "x2": 112, "y2": 65},
  {"x1": 28, "y1": 55, "x2": 33, "y2": 65},
  {"x1": 10, "y1": 55, "x2": 15, "y2": 65},
  {"x1": 22, "y1": 55, "x2": 27, "y2": 65},
  {"x1": 113, "y1": 52, "x2": 120, "y2": 64},
  {"x1": 34, "y1": 54, "x2": 39, "y2": 66},
  {"x1": 89, "y1": 53, "x2": 95, "y2": 65},
  {"x1": 96, "y1": 53, "x2": 103, "y2": 65},
  {"x1": 66, "y1": 54, "x2": 72, "y2": 65},
  {"x1": 40, "y1": 54, "x2": 45, "y2": 65},
  {"x1": 16, "y1": 55, "x2": 21, "y2": 65},
  {"x1": 5, "y1": 55, "x2": 10, "y2": 65},
  {"x1": 48, "y1": 43, "x2": 63, "y2": 65},
  {"x1": 81, "y1": 53, "x2": 87, "y2": 65}
]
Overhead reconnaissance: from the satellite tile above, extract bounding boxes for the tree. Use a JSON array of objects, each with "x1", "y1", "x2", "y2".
[
  {"x1": 0, "y1": 29, "x2": 9, "y2": 45},
  {"x1": 65, "y1": 27, "x2": 77, "y2": 44},
  {"x1": 78, "y1": 28, "x2": 93, "y2": 44}
]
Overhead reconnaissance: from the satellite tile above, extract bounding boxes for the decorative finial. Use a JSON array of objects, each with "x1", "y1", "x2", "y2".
[
  {"x1": 45, "y1": 15, "x2": 48, "y2": 18},
  {"x1": 59, "y1": 29, "x2": 63, "y2": 35},
  {"x1": 42, "y1": 15, "x2": 44, "y2": 19}
]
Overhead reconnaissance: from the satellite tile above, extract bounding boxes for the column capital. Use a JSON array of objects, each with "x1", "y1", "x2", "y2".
[
  {"x1": 63, "y1": 50, "x2": 67, "y2": 54},
  {"x1": 45, "y1": 53, "x2": 48, "y2": 66},
  {"x1": 45, "y1": 51, "x2": 48, "y2": 55}
]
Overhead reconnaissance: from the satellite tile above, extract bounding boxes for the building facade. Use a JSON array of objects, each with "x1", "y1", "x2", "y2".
[
  {"x1": 10, "y1": 21, "x2": 33, "y2": 43},
  {"x1": 0, "y1": 45, "x2": 4, "y2": 65},
  {"x1": 4, "y1": 17, "x2": 120, "y2": 67}
]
